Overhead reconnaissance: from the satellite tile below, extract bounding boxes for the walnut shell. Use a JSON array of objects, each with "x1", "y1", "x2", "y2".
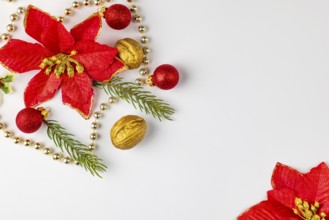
[
  {"x1": 110, "y1": 115, "x2": 147, "y2": 150},
  {"x1": 115, "y1": 38, "x2": 143, "y2": 69}
]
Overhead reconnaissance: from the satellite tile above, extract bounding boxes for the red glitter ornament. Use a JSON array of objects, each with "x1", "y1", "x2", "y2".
[
  {"x1": 104, "y1": 4, "x2": 131, "y2": 30},
  {"x1": 152, "y1": 64, "x2": 180, "y2": 90},
  {"x1": 16, "y1": 108, "x2": 43, "y2": 133}
]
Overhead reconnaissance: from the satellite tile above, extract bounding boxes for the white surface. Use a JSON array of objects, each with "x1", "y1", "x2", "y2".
[{"x1": 0, "y1": 0, "x2": 329, "y2": 219}]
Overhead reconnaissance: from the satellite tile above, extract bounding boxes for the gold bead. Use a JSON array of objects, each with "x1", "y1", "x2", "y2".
[
  {"x1": 108, "y1": 97, "x2": 117, "y2": 104},
  {"x1": 100, "y1": 103, "x2": 108, "y2": 111},
  {"x1": 53, "y1": 153, "x2": 62, "y2": 160},
  {"x1": 135, "y1": 78, "x2": 144, "y2": 86},
  {"x1": 6, "y1": 24, "x2": 15, "y2": 32},
  {"x1": 130, "y1": 5, "x2": 137, "y2": 13},
  {"x1": 24, "y1": 139, "x2": 32, "y2": 146},
  {"x1": 10, "y1": 14, "x2": 18, "y2": 22},
  {"x1": 17, "y1": 7, "x2": 25, "y2": 15},
  {"x1": 88, "y1": 143, "x2": 96, "y2": 150},
  {"x1": 127, "y1": 0, "x2": 133, "y2": 3},
  {"x1": 90, "y1": 133, "x2": 98, "y2": 141},
  {"x1": 94, "y1": 111, "x2": 102, "y2": 119},
  {"x1": 63, "y1": 157, "x2": 71, "y2": 164},
  {"x1": 142, "y1": 57, "x2": 150, "y2": 65},
  {"x1": 13, "y1": 137, "x2": 21, "y2": 144},
  {"x1": 75, "y1": 160, "x2": 80, "y2": 165},
  {"x1": 0, "y1": 123, "x2": 5, "y2": 130},
  {"x1": 1, "y1": 33, "x2": 10, "y2": 41},
  {"x1": 91, "y1": 122, "x2": 99, "y2": 129},
  {"x1": 83, "y1": 0, "x2": 91, "y2": 6},
  {"x1": 141, "y1": 36, "x2": 148, "y2": 44},
  {"x1": 143, "y1": 47, "x2": 150, "y2": 55},
  {"x1": 138, "y1": 25, "x2": 146, "y2": 33},
  {"x1": 4, "y1": 131, "x2": 12, "y2": 138},
  {"x1": 43, "y1": 148, "x2": 51, "y2": 155},
  {"x1": 115, "y1": 38, "x2": 143, "y2": 69},
  {"x1": 35, "y1": 143, "x2": 42, "y2": 150},
  {"x1": 72, "y1": 1, "x2": 80, "y2": 8},
  {"x1": 94, "y1": 0, "x2": 102, "y2": 5},
  {"x1": 134, "y1": 15, "x2": 142, "y2": 22},
  {"x1": 57, "y1": 16, "x2": 64, "y2": 22},
  {"x1": 64, "y1": 8, "x2": 72, "y2": 16},
  {"x1": 139, "y1": 68, "x2": 149, "y2": 76}
]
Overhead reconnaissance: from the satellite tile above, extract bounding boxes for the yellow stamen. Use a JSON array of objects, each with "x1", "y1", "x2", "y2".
[
  {"x1": 39, "y1": 51, "x2": 84, "y2": 78},
  {"x1": 293, "y1": 198, "x2": 327, "y2": 220}
]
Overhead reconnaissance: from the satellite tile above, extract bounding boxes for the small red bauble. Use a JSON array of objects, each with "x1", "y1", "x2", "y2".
[
  {"x1": 152, "y1": 64, "x2": 180, "y2": 90},
  {"x1": 16, "y1": 108, "x2": 43, "y2": 133},
  {"x1": 104, "y1": 4, "x2": 131, "y2": 30}
]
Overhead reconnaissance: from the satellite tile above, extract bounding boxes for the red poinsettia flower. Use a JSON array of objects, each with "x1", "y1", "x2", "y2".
[
  {"x1": 0, "y1": 5, "x2": 127, "y2": 118},
  {"x1": 238, "y1": 162, "x2": 329, "y2": 220}
]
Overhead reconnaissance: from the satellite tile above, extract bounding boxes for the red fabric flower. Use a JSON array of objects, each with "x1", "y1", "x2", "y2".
[
  {"x1": 0, "y1": 5, "x2": 127, "y2": 118},
  {"x1": 238, "y1": 163, "x2": 329, "y2": 220}
]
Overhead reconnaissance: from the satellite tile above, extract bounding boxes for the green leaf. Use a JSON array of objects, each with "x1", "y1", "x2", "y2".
[
  {"x1": 45, "y1": 120, "x2": 107, "y2": 177},
  {"x1": 94, "y1": 77, "x2": 175, "y2": 121},
  {"x1": 0, "y1": 74, "x2": 14, "y2": 83},
  {"x1": 1, "y1": 84, "x2": 12, "y2": 94}
]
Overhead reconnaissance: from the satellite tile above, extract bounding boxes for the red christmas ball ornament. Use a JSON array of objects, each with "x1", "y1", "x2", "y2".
[
  {"x1": 16, "y1": 108, "x2": 43, "y2": 133},
  {"x1": 104, "y1": 4, "x2": 131, "y2": 30},
  {"x1": 152, "y1": 64, "x2": 180, "y2": 90}
]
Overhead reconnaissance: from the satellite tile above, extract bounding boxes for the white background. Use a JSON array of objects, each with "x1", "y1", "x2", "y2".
[{"x1": 0, "y1": 0, "x2": 329, "y2": 219}]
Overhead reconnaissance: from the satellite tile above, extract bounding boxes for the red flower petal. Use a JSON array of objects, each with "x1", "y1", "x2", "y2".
[
  {"x1": 238, "y1": 200, "x2": 297, "y2": 220},
  {"x1": 297, "y1": 163, "x2": 329, "y2": 213},
  {"x1": 71, "y1": 41, "x2": 118, "y2": 72},
  {"x1": 24, "y1": 5, "x2": 74, "y2": 53},
  {"x1": 24, "y1": 70, "x2": 62, "y2": 107},
  {"x1": 41, "y1": 22, "x2": 75, "y2": 53},
  {"x1": 0, "y1": 39, "x2": 52, "y2": 73},
  {"x1": 61, "y1": 73, "x2": 94, "y2": 119},
  {"x1": 267, "y1": 188, "x2": 297, "y2": 209},
  {"x1": 87, "y1": 57, "x2": 128, "y2": 82},
  {"x1": 271, "y1": 163, "x2": 303, "y2": 191},
  {"x1": 70, "y1": 13, "x2": 102, "y2": 42},
  {"x1": 24, "y1": 5, "x2": 58, "y2": 43}
]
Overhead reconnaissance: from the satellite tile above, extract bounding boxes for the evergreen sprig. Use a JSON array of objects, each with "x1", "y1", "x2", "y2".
[
  {"x1": 94, "y1": 77, "x2": 175, "y2": 121},
  {"x1": 45, "y1": 120, "x2": 107, "y2": 177}
]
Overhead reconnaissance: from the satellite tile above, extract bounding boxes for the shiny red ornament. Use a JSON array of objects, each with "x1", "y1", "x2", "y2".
[
  {"x1": 152, "y1": 64, "x2": 179, "y2": 90},
  {"x1": 16, "y1": 108, "x2": 43, "y2": 133},
  {"x1": 104, "y1": 4, "x2": 131, "y2": 30}
]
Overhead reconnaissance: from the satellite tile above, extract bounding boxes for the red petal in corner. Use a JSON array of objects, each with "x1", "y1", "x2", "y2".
[
  {"x1": 238, "y1": 200, "x2": 297, "y2": 220},
  {"x1": 70, "y1": 13, "x2": 102, "y2": 42},
  {"x1": 41, "y1": 22, "x2": 75, "y2": 53},
  {"x1": 61, "y1": 73, "x2": 94, "y2": 119},
  {"x1": 71, "y1": 41, "x2": 118, "y2": 72},
  {"x1": 24, "y1": 5, "x2": 58, "y2": 44},
  {"x1": 24, "y1": 70, "x2": 62, "y2": 107},
  {"x1": 271, "y1": 163, "x2": 304, "y2": 191},
  {"x1": 298, "y1": 163, "x2": 329, "y2": 213},
  {"x1": 267, "y1": 188, "x2": 297, "y2": 210},
  {"x1": 0, "y1": 39, "x2": 52, "y2": 73},
  {"x1": 87, "y1": 57, "x2": 128, "y2": 82}
]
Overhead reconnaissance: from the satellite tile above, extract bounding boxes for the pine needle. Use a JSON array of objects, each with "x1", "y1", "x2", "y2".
[
  {"x1": 45, "y1": 120, "x2": 107, "y2": 177},
  {"x1": 94, "y1": 77, "x2": 175, "y2": 121}
]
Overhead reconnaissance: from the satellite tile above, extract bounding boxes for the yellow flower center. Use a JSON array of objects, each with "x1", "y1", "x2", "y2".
[
  {"x1": 293, "y1": 198, "x2": 327, "y2": 220},
  {"x1": 39, "y1": 50, "x2": 84, "y2": 77}
]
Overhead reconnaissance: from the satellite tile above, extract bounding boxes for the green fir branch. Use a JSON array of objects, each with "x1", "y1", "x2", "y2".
[
  {"x1": 94, "y1": 77, "x2": 175, "y2": 121},
  {"x1": 45, "y1": 120, "x2": 107, "y2": 177}
]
